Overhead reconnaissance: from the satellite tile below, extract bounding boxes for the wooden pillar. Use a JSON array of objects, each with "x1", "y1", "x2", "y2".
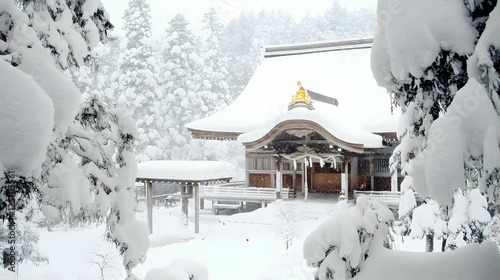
[
  {"x1": 146, "y1": 181, "x2": 153, "y2": 234},
  {"x1": 391, "y1": 170, "x2": 398, "y2": 192},
  {"x1": 304, "y1": 158, "x2": 308, "y2": 201},
  {"x1": 194, "y1": 183, "x2": 200, "y2": 234},
  {"x1": 181, "y1": 185, "x2": 189, "y2": 226},
  {"x1": 276, "y1": 160, "x2": 282, "y2": 199},
  {"x1": 341, "y1": 160, "x2": 349, "y2": 200},
  {"x1": 369, "y1": 158, "x2": 375, "y2": 191},
  {"x1": 350, "y1": 157, "x2": 358, "y2": 191},
  {"x1": 245, "y1": 153, "x2": 250, "y2": 188},
  {"x1": 310, "y1": 161, "x2": 315, "y2": 193}
]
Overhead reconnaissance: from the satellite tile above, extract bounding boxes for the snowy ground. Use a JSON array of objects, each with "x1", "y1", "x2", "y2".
[{"x1": 2, "y1": 194, "x2": 428, "y2": 280}]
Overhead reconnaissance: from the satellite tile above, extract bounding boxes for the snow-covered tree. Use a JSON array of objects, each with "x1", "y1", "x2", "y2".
[
  {"x1": 95, "y1": 32, "x2": 122, "y2": 103},
  {"x1": 324, "y1": 1, "x2": 375, "y2": 39},
  {"x1": 200, "y1": 8, "x2": 232, "y2": 113},
  {"x1": 447, "y1": 189, "x2": 492, "y2": 250},
  {"x1": 0, "y1": 0, "x2": 148, "y2": 276},
  {"x1": 115, "y1": 0, "x2": 164, "y2": 162},
  {"x1": 161, "y1": 14, "x2": 207, "y2": 159},
  {"x1": 220, "y1": 11, "x2": 260, "y2": 99},
  {"x1": 372, "y1": 0, "x2": 500, "y2": 249},
  {"x1": 397, "y1": 178, "x2": 417, "y2": 236},
  {"x1": 303, "y1": 197, "x2": 394, "y2": 280},
  {"x1": 409, "y1": 199, "x2": 447, "y2": 252},
  {"x1": 275, "y1": 200, "x2": 296, "y2": 250}
]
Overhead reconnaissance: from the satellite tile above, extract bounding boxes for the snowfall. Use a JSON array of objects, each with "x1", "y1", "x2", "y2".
[{"x1": 0, "y1": 193, "x2": 498, "y2": 280}]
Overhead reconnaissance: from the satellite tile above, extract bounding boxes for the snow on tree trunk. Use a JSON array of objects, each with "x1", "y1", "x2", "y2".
[
  {"x1": 303, "y1": 196, "x2": 394, "y2": 280},
  {"x1": 425, "y1": 234, "x2": 434, "y2": 253},
  {"x1": 409, "y1": 200, "x2": 446, "y2": 252}
]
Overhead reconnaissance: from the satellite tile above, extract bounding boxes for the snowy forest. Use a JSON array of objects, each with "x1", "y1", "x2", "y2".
[
  {"x1": 91, "y1": 0, "x2": 375, "y2": 165},
  {"x1": 1, "y1": 0, "x2": 500, "y2": 279}
]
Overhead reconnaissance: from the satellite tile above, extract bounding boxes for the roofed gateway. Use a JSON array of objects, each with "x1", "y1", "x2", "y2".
[{"x1": 186, "y1": 39, "x2": 402, "y2": 199}]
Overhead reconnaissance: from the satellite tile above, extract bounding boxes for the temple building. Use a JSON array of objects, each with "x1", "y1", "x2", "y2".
[{"x1": 186, "y1": 39, "x2": 402, "y2": 199}]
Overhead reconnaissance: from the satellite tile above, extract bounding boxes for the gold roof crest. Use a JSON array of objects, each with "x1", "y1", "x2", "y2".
[{"x1": 291, "y1": 81, "x2": 311, "y2": 104}]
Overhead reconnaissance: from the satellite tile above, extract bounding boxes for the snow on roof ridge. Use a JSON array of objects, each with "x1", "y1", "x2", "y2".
[{"x1": 263, "y1": 38, "x2": 373, "y2": 58}]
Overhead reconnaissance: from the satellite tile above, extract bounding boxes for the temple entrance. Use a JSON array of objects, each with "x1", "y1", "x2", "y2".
[{"x1": 308, "y1": 162, "x2": 342, "y2": 193}]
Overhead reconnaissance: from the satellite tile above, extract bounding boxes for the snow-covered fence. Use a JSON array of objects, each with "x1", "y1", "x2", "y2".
[
  {"x1": 201, "y1": 186, "x2": 293, "y2": 202},
  {"x1": 201, "y1": 186, "x2": 278, "y2": 203},
  {"x1": 353, "y1": 190, "x2": 402, "y2": 209}
]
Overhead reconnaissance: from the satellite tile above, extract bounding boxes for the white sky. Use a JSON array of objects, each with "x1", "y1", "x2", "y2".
[{"x1": 100, "y1": 0, "x2": 377, "y2": 38}]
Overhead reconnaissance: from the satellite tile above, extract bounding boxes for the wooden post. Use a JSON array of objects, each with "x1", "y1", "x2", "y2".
[
  {"x1": 146, "y1": 181, "x2": 153, "y2": 234},
  {"x1": 344, "y1": 160, "x2": 349, "y2": 200},
  {"x1": 369, "y1": 158, "x2": 375, "y2": 191},
  {"x1": 391, "y1": 170, "x2": 398, "y2": 192},
  {"x1": 181, "y1": 185, "x2": 189, "y2": 226},
  {"x1": 304, "y1": 158, "x2": 308, "y2": 201},
  {"x1": 351, "y1": 157, "x2": 358, "y2": 191},
  {"x1": 194, "y1": 183, "x2": 200, "y2": 234},
  {"x1": 276, "y1": 160, "x2": 282, "y2": 199}
]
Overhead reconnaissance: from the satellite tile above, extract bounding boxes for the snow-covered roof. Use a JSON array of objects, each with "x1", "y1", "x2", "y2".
[
  {"x1": 136, "y1": 160, "x2": 233, "y2": 183},
  {"x1": 239, "y1": 101, "x2": 384, "y2": 151},
  {"x1": 186, "y1": 39, "x2": 400, "y2": 142}
]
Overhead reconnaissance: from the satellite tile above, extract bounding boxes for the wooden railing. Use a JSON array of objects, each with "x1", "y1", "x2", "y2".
[{"x1": 200, "y1": 186, "x2": 293, "y2": 203}]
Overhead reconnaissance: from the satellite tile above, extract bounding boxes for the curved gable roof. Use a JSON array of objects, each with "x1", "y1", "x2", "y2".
[
  {"x1": 186, "y1": 39, "x2": 400, "y2": 140},
  {"x1": 238, "y1": 103, "x2": 383, "y2": 152}
]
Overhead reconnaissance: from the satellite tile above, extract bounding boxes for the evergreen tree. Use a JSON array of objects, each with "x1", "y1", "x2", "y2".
[
  {"x1": 95, "y1": 32, "x2": 122, "y2": 104},
  {"x1": 0, "y1": 1, "x2": 148, "y2": 276},
  {"x1": 324, "y1": 2, "x2": 375, "y2": 39},
  {"x1": 304, "y1": 197, "x2": 395, "y2": 280},
  {"x1": 372, "y1": 0, "x2": 500, "y2": 249},
  {"x1": 161, "y1": 14, "x2": 204, "y2": 159},
  {"x1": 447, "y1": 189, "x2": 491, "y2": 250},
  {"x1": 116, "y1": 0, "x2": 163, "y2": 162},
  {"x1": 409, "y1": 199, "x2": 447, "y2": 252},
  {"x1": 220, "y1": 11, "x2": 260, "y2": 99}
]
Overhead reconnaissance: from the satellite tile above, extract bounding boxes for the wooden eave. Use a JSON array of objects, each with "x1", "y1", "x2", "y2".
[
  {"x1": 242, "y1": 119, "x2": 365, "y2": 154},
  {"x1": 187, "y1": 128, "x2": 242, "y2": 141},
  {"x1": 135, "y1": 176, "x2": 232, "y2": 185}
]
